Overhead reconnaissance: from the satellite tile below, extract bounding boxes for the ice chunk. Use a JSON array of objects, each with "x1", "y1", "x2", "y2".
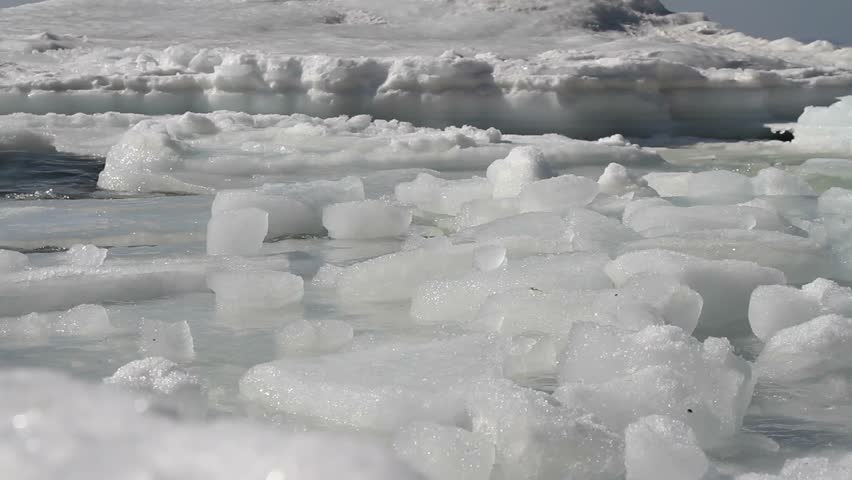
[
  {"x1": 793, "y1": 96, "x2": 852, "y2": 154},
  {"x1": 0, "y1": 369, "x2": 420, "y2": 479},
  {"x1": 623, "y1": 198, "x2": 786, "y2": 237},
  {"x1": 625, "y1": 415, "x2": 709, "y2": 480},
  {"x1": 620, "y1": 230, "x2": 831, "y2": 284},
  {"x1": 0, "y1": 254, "x2": 284, "y2": 317},
  {"x1": 819, "y1": 187, "x2": 852, "y2": 216},
  {"x1": 607, "y1": 249, "x2": 786, "y2": 335},
  {"x1": 456, "y1": 212, "x2": 572, "y2": 255},
  {"x1": 393, "y1": 422, "x2": 494, "y2": 480},
  {"x1": 643, "y1": 172, "x2": 692, "y2": 198},
  {"x1": 737, "y1": 453, "x2": 852, "y2": 480},
  {"x1": 468, "y1": 379, "x2": 623, "y2": 480},
  {"x1": 206, "y1": 207, "x2": 268, "y2": 256},
  {"x1": 748, "y1": 278, "x2": 852, "y2": 341},
  {"x1": 336, "y1": 244, "x2": 476, "y2": 303},
  {"x1": 457, "y1": 209, "x2": 637, "y2": 256},
  {"x1": 451, "y1": 197, "x2": 520, "y2": 231},
  {"x1": 556, "y1": 323, "x2": 754, "y2": 449},
  {"x1": 0, "y1": 250, "x2": 29, "y2": 273},
  {"x1": 518, "y1": 174, "x2": 599, "y2": 213},
  {"x1": 755, "y1": 315, "x2": 852, "y2": 384},
  {"x1": 66, "y1": 243, "x2": 108, "y2": 267},
  {"x1": 207, "y1": 270, "x2": 304, "y2": 310},
  {"x1": 138, "y1": 319, "x2": 195, "y2": 361},
  {"x1": 486, "y1": 147, "x2": 554, "y2": 198},
  {"x1": 212, "y1": 177, "x2": 365, "y2": 238},
  {"x1": 473, "y1": 245, "x2": 507, "y2": 272},
  {"x1": 752, "y1": 167, "x2": 816, "y2": 197},
  {"x1": 598, "y1": 162, "x2": 654, "y2": 196},
  {"x1": 475, "y1": 274, "x2": 702, "y2": 337},
  {"x1": 312, "y1": 263, "x2": 345, "y2": 288},
  {"x1": 563, "y1": 207, "x2": 641, "y2": 253},
  {"x1": 749, "y1": 285, "x2": 821, "y2": 341},
  {"x1": 687, "y1": 170, "x2": 754, "y2": 204},
  {"x1": 105, "y1": 357, "x2": 200, "y2": 396},
  {"x1": 277, "y1": 319, "x2": 353, "y2": 355},
  {"x1": 797, "y1": 158, "x2": 852, "y2": 182},
  {"x1": 323, "y1": 200, "x2": 411, "y2": 239},
  {"x1": 411, "y1": 252, "x2": 612, "y2": 325},
  {"x1": 0, "y1": 304, "x2": 112, "y2": 342},
  {"x1": 240, "y1": 334, "x2": 503, "y2": 430},
  {"x1": 395, "y1": 173, "x2": 493, "y2": 216}
]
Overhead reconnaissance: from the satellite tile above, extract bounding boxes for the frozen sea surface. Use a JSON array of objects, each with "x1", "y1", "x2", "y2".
[{"x1": 5, "y1": 1, "x2": 852, "y2": 479}]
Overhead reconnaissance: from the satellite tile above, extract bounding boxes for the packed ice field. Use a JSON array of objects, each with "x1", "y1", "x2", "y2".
[{"x1": 6, "y1": 0, "x2": 852, "y2": 479}]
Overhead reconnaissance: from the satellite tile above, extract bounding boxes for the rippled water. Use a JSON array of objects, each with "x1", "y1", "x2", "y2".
[{"x1": 0, "y1": 150, "x2": 104, "y2": 199}]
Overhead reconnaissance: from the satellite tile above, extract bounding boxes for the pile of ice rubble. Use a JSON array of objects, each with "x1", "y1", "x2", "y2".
[{"x1": 6, "y1": 138, "x2": 852, "y2": 478}]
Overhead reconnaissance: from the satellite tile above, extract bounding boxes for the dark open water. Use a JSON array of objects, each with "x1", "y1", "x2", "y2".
[{"x1": 0, "y1": 151, "x2": 105, "y2": 199}]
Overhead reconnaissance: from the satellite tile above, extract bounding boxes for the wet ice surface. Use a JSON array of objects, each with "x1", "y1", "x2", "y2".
[{"x1": 6, "y1": 1, "x2": 852, "y2": 479}]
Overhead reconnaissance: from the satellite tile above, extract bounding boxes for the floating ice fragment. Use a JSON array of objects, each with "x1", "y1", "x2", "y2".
[
  {"x1": 323, "y1": 200, "x2": 411, "y2": 239},
  {"x1": 138, "y1": 319, "x2": 195, "y2": 361},
  {"x1": 473, "y1": 245, "x2": 507, "y2": 272},
  {"x1": 212, "y1": 177, "x2": 365, "y2": 238},
  {"x1": 240, "y1": 334, "x2": 503, "y2": 430},
  {"x1": 105, "y1": 357, "x2": 201, "y2": 396},
  {"x1": 66, "y1": 243, "x2": 108, "y2": 267},
  {"x1": 206, "y1": 207, "x2": 268, "y2": 256},
  {"x1": 756, "y1": 314, "x2": 852, "y2": 385},
  {"x1": 395, "y1": 173, "x2": 493, "y2": 216},
  {"x1": 556, "y1": 323, "x2": 754, "y2": 449},
  {"x1": 0, "y1": 304, "x2": 112, "y2": 342},
  {"x1": 749, "y1": 278, "x2": 852, "y2": 341},
  {"x1": 486, "y1": 147, "x2": 554, "y2": 199},
  {"x1": 518, "y1": 174, "x2": 599, "y2": 213},
  {"x1": 607, "y1": 249, "x2": 785, "y2": 335},
  {"x1": 207, "y1": 270, "x2": 304, "y2": 310},
  {"x1": 625, "y1": 415, "x2": 709, "y2": 480},
  {"x1": 411, "y1": 252, "x2": 611, "y2": 325},
  {"x1": 277, "y1": 319, "x2": 353, "y2": 355},
  {"x1": 393, "y1": 422, "x2": 494, "y2": 480},
  {"x1": 336, "y1": 244, "x2": 477, "y2": 303}
]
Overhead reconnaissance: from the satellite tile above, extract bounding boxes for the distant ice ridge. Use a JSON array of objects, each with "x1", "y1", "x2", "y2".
[{"x1": 2, "y1": 0, "x2": 852, "y2": 137}]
